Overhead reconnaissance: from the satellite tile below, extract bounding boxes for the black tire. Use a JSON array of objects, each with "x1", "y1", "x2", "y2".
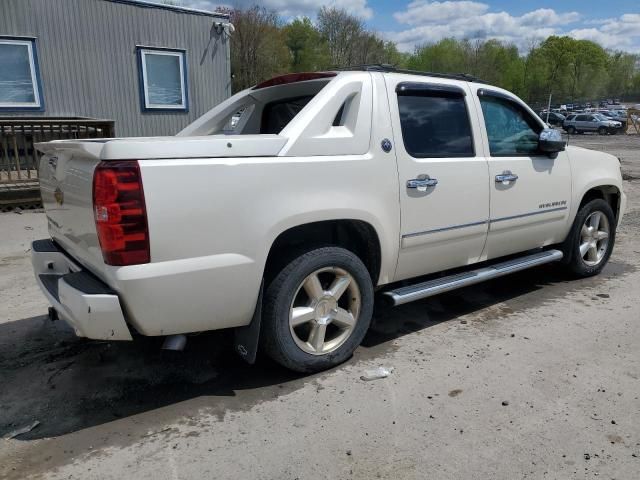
[
  {"x1": 566, "y1": 126, "x2": 576, "y2": 134},
  {"x1": 563, "y1": 199, "x2": 616, "y2": 277},
  {"x1": 598, "y1": 126, "x2": 607, "y2": 135},
  {"x1": 261, "y1": 246, "x2": 374, "y2": 373}
]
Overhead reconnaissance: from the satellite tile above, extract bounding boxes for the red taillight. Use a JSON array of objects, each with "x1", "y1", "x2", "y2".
[{"x1": 93, "y1": 161, "x2": 150, "y2": 266}]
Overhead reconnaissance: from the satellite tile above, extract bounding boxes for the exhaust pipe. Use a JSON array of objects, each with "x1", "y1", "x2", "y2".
[{"x1": 162, "y1": 334, "x2": 187, "y2": 351}]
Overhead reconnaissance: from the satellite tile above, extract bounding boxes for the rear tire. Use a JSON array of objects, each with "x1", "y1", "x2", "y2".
[
  {"x1": 598, "y1": 126, "x2": 607, "y2": 135},
  {"x1": 564, "y1": 199, "x2": 615, "y2": 277},
  {"x1": 261, "y1": 246, "x2": 374, "y2": 373}
]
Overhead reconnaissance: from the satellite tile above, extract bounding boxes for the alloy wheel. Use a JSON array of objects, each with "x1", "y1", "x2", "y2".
[
  {"x1": 579, "y1": 211, "x2": 610, "y2": 266},
  {"x1": 289, "y1": 267, "x2": 361, "y2": 355}
]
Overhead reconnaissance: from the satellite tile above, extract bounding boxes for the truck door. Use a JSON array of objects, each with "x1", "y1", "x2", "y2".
[
  {"x1": 386, "y1": 76, "x2": 490, "y2": 281},
  {"x1": 473, "y1": 88, "x2": 572, "y2": 260}
]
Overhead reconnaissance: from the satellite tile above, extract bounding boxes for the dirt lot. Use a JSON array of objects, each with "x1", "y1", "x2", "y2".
[{"x1": 1, "y1": 134, "x2": 639, "y2": 479}]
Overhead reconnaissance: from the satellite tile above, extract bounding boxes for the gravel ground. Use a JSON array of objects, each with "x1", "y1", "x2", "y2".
[{"x1": 1, "y1": 135, "x2": 639, "y2": 479}]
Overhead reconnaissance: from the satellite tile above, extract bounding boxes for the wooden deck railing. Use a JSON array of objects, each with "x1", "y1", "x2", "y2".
[{"x1": 0, "y1": 117, "x2": 115, "y2": 184}]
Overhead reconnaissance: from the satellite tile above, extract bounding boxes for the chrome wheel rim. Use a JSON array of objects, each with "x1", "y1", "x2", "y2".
[
  {"x1": 289, "y1": 267, "x2": 361, "y2": 355},
  {"x1": 579, "y1": 211, "x2": 610, "y2": 266}
]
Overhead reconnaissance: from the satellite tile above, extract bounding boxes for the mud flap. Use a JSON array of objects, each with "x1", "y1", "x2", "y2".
[{"x1": 233, "y1": 282, "x2": 263, "y2": 364}]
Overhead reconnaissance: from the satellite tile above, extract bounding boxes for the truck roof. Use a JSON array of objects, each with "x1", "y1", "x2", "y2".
[
  {"x1": 252, "y1": 66, "x2": 487, "y2": 91},
  {"x1": 338, "y1": 64, "x2": 486, "y2": 83}
]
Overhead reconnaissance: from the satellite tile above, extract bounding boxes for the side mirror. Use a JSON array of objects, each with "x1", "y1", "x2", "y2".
[{"x1": 539, "y1": 128, "x2": 565, "y2": 157}]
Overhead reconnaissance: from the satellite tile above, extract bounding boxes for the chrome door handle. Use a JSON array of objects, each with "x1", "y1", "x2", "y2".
[
  {"x1": 407, "y1": 177, "x2": 438, "y2": 190},
  {"x1": 495, "y1": 171, "x2": 518, "y2": 184}
]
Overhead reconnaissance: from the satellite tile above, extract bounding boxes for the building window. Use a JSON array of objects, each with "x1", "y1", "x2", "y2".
[
  {"x1": 0, "y1": 37, "x2": 44, "y2": 111},
  {"x1": 137, "y1": 47, "x2": 188, "y2": 111}
]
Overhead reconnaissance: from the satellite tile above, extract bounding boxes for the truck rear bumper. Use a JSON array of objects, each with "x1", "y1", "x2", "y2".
[{"x1": 31, "y1": 239, "x2": 133, "y2": 341}]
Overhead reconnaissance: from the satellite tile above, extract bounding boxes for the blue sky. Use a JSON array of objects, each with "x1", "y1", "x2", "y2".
[{"x1": 184, "y1": 0, "x2": 640, "y2": 53}]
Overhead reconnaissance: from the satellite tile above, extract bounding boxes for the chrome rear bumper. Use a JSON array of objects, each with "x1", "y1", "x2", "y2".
[{"x1": 31, "y1": 239, "x2": 133, "y2": 341}]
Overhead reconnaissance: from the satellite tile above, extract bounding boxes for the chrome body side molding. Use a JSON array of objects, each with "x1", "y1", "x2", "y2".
[{"x1": 402, "y1": 207, "x2": 568, "y2": 239}]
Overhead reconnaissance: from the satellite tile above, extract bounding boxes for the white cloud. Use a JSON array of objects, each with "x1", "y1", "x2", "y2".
[
  {"x1": 393, "y1": 0, "x2": 489, "y2": 26},
  {"x1": 181, "y1": 0, "x2": 373, "y2": 20},
  {"x1": 388, "y1": 4, "x2": 578, "y2": 52},
  {"x1": 569, "y1": 14, "x2": 640, "y2": 52},
  {"x1": 389, "y1": 2, "x2": 640, "y2": 53},
  {"x1": 519, "y1": 9, "x2": 581, "y2": 27}
]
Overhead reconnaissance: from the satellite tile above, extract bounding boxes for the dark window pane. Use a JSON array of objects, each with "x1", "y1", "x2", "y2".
[
  {"x1": 479, "y1": 96, "x2": 541, "y2": 156},
  {"x1": 0, "y1": 42, "x2": 36, "y2": 104},
  {"x1": 397, "y1": 93, "x2": 474, "y2": 157},
  {"x1": 144, "y1": 53, "x2": 183, "y2": 106},
  {"x1": 261, "y1": 95, "x2": 313, "y2": 134}
]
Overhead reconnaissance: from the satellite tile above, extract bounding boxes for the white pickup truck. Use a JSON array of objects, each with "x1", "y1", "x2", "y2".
[{"x1": 33, "y1": 66, "x2": 626, "y2": 372}]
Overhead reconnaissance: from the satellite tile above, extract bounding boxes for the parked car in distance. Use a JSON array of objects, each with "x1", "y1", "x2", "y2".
[
  {"x1": 597, "y1": 110, "x2": 627, "y2": 130},
  {"x1": 32, "y1": 67, "x2": 626, "y2": 373},
  {"x1": 538, "y1": 111, "x2": 566, "y2": 126},
  {"x1": 563, "y1": 113, "x2": 622, "y2": 135}
]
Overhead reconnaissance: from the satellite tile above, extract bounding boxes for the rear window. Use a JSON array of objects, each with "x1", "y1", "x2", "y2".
[
  {"x1": 397, "y1": 92, "x2": 474, "y2": 158},
  {"x1": 260, "y1": 96, "x2": 314, "y2": 134}
]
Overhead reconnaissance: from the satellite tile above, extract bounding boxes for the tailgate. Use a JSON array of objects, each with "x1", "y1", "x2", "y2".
[{"x1": 36, "y1": 140, "x2": 109, "y2": 278}]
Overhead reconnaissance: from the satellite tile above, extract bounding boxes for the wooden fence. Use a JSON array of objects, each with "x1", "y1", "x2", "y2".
[{"x1": 0, "y1": 117, "x2": 115, "y2": 184}]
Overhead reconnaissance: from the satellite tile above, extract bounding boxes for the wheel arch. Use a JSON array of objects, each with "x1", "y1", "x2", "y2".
[
  {"x1": 263, "y1": 219, "x2": 383, "y2": 287},
  {"x1": 578, "y1": 185, "x2": 621, "y2": 221}
]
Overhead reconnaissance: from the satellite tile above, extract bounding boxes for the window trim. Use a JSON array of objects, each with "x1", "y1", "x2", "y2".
[
  {"x1": 477, "y1": 88, "x2": 545, "y2": 158},
  {"x1": 396, "y1": 85, "x2": 476, "y2": 159},
  {"x1": 136, "y1": 46, "x2": 188, "y2": 112},
  {"x1": 0, "y1": 36, "x2": 45, "y2": 111}
]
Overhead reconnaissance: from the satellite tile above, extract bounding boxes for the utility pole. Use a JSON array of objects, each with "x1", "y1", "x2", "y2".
[{"x1": 545, "y1": 93, "x2": 552, "y2": 124}]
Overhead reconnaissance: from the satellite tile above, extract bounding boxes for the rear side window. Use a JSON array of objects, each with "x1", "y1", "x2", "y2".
[{"x1": 397, "y1": 90, "x2": 474, "y2": 158}]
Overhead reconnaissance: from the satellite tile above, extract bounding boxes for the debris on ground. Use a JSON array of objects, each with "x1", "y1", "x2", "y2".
[
  {"x1": 501, "y1": 401, "x2": 509, "y2": 406},
  {"x1": 360, "y1": 366, "x2": 394, "y2": 381},
  {"x1": 3, "y1": 420, "x2": 40, "y2": 440}
]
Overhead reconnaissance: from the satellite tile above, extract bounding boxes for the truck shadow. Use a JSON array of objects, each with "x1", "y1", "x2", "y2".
[{"x1": 0, "y1": 261, "x2": 630, "y2": 441}]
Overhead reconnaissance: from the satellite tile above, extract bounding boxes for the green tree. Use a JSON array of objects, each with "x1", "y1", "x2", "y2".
[
  {"x1": 219, "y1": 6, "x2": 290, "y2": 91},
  {"x1": 606, "y1": 52, "x2": 639, "y2": 100},
  {"x1": 284, "y1": 17, "x2": 329, "y2": 72}
]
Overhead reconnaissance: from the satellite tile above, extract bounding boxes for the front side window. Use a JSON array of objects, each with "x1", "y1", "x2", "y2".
[
  {"x1": 397, "y1": 90, "x2": 474, "y2": 158},
  {"x1": 137, "y1": 47, "x2": 187, "y2": 111},
  {"x1": 479, "y1": 95, "x2": 541, "y2": 156},
  {"x1": 0, "y1": 37, "x2": 44, "y2": 110}
]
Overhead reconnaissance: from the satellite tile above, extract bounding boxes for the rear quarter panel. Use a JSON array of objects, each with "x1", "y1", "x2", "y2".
[{"x1": 129, "y1": 152, "x2": 400, "y2": 335}]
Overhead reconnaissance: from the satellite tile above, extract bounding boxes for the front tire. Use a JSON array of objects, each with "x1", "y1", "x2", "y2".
[
  {"x1": 566, "y1": 126, "x2": 576, "y2": 134},
  {"x1": 598, "y1": 126, "x2": 607, "y2": 135},
  {"x1": 262, "y1": 247, "x2": 374, "y2": 373},
  {"x1": 564, "y1": 199, "x2": 615, "y2": 277}
]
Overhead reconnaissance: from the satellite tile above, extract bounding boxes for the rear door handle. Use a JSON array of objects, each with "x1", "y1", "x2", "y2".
[
  {"x1": 407, "y1": 176, "x2": 438, "y2": 191},
  {"x1": 495, "y1": 171, "x2": 518, "y2": 184}
]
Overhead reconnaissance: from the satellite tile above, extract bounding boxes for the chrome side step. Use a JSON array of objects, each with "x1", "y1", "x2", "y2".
[{"x1": 384, "y1": 249, "x2": 563, "y2": 306}]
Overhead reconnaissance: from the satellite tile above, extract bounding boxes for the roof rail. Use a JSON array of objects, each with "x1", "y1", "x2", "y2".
[{"x1": 337, "y1": 64, "x2": 485, "y2": 83}]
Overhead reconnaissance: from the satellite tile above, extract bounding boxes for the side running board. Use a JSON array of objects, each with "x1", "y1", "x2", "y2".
[{"x1": 384, "y1": 249, "x2": 563, "y2": 306}]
